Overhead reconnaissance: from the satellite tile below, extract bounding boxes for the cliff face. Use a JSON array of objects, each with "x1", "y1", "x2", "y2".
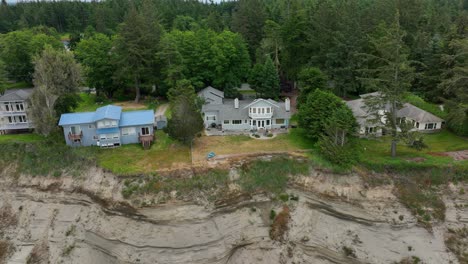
[{"x1": 0, "y1": 165, "x2": 464, "y2": 264}]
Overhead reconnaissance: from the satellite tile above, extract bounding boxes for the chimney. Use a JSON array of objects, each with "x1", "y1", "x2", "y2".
[
  {"x1": 234, "y1": 98, "x2": 239, "y2": 109},
  {"x1": 285, "y1": 98, "x2": 290, "y2": 112}
]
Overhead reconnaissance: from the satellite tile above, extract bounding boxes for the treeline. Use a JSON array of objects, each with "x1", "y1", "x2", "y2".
[{"x1": 0, "y1": 0, "x2": 466, "y2": 134}]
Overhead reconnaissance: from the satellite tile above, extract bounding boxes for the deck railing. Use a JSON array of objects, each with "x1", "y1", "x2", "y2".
[
  {"x1": 68, "y1": 131, "x2": 83, "y2": 142},
  {"x1": 138, "y1": 133, "x2": 154, "y2": 149}
]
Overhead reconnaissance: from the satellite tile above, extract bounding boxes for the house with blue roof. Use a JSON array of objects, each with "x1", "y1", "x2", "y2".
[{"x1": 58, "y1": 105, "x2": 155, "y2": 148}]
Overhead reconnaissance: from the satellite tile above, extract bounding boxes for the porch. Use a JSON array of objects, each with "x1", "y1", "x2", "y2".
[{"x1": 139, "y1": 133, "x2": 154, "y2": 149}]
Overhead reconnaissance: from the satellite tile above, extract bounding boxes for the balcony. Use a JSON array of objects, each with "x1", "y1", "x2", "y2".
[
  {"x1": 0, "y1": 122, "x2": 33, "y2": 131},
  {"x1": 139, "y1": 133, "x2": 154, "y2": 149},
  {"x1": 249, "y1": 112, "x2": 273, "y2": 119},
  {"x1": 68, "y1": 131, "x2": 83, "y2": 142}
]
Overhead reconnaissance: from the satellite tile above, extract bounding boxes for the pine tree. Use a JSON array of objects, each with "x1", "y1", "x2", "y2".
[
  {"x1": 167, "y1": 80, "x2": 204, "y2": 144},
  {"x1": 261, "y1": 56, "x2": 280, "y2": 99},
  {"x1": 359, "y1": 11, "x2": 416, "y2": 157}
]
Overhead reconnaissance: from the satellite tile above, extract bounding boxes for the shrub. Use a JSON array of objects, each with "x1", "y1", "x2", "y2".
[{"x1": 317, "y1": 135, "x2": 360, "y2": 168}]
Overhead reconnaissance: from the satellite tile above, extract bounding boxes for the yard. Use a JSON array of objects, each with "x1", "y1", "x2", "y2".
[
  {"x1": 97, "y1": 131, "x2": 191, "y2": 175},
  {"x1": 192, "y1": 128, "x2": 315, "y2": 162},
  {"x1": 75, "y1": 93, "x2": 153, "y2": 112},
  {"x1": 0, "y1": 133, "x2": 44, "y2": 143},
  {"x1": 359, "y1": 130, "x2": 468, "y2": 169}
]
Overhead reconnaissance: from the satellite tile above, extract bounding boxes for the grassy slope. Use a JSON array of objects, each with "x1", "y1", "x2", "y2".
[
  {"x1": 404, "y1": 93, "x2": 447, "y2": 119},
  {"x1": 0, "y1": 133, "x2": 44, "y2": 143}
]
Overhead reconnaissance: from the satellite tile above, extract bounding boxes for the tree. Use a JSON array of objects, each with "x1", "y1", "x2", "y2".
[
  {"x1": 360, "y1": 12, "x2": 416, "y2": 157},
  {"x1": 113, "y1": 5, "x2": 161, "y2": 103},
  {"x1": 297, "y1": 67, "x2": 328, "y2": 107},
  {"x1": 75, "y1": 33, "x2": 117, "y2": 97},
  {"x1": 251, "y1": 56, "x2": 280, "y2": 99},
  {"x1": 317, "y1": 106, "x2": 359, "y2": 167},
  {"x1": 439, "y1": 38, "x2": 468, "y2": 136},
  {"x1": 0, "y1": 60, "x2": 7, "y2": 95},
  {"x1": 231, "y1": 0, "x2": 266, "y2": 59},
  {"x1": 166, "y1": 80, "x2": 203, "y2": 144},
  {"x1": 29, "y1": 47, "x2": 82, "y2": 136},
  {"x1": 297, "y1": 89, "x2": 345, "y2": 140}
]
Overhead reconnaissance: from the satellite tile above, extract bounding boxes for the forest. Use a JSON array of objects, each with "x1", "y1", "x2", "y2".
[{"x1": 0, "y1": 0, "x2": 467, "y2": 138}]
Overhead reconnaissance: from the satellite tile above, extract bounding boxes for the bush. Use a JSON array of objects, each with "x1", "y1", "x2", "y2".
[{"x1": 317, "y1": 135, "x2": 360, "y2": 168}]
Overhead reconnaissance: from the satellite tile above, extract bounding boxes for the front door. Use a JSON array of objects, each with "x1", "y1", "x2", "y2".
[{"x1": 258, "y1": 120, "x2": 265, "y2": 129}]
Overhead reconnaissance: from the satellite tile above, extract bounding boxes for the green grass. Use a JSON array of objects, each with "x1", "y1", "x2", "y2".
[
  {"x1": 239, "y1": 89, "x2": 257, "y2": 95},
  {"x1": 283, "y1": 128, "x2": 316, "y2": 149},
  {"x1": 239, "y1": 156, "x2": 309, "y2": 194},
  {"x1": 404, "y1": 93, "x2": 447, "y2": 119},
  {"x1": 4, "y1": 81, "x2": 31, "y2": 89},
  {"x1": 359, "y1": 130, "x2": 468, "y2": 171},
  {"x1": 97, "y1": 131, "x2": 190, "y2": 175},
  {"x1": 0, "y1": 133, "x2": 44, "y2": 143},
  {"x1": 75, "y1": 93, "x2": 108, "y2": 112}
]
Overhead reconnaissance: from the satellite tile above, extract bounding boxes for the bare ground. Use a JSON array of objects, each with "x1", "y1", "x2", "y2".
[{"x1": 0, "y1": 163, "x2": 465, "y2": 264}]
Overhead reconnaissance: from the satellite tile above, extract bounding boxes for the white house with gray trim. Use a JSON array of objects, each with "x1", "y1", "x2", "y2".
[
  {"x1": 199, "y1": 86, "x2": 291, "y2": 131},
  {"x1": 346, "y1": 92, "x2": 444, "y2": 137},
  {"x1": 0, "y1": 88, "x2": 34, "y2": 134}
]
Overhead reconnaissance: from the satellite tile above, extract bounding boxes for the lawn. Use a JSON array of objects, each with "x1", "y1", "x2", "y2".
[
  {"x1": 359, "y1": 130, "x2": 468, "y2": 169},
  {"x1": 76, "y1": 93, "x2": 155, "y2": 113},
  {"x1": 97, "y1": 131, "x2": 190, "y2": 175},
  {"x1": 0, "y1": 133, "x2": 44, "y2": 143},
  {"x1": 192, "y1": 128, "x2": 314, "y2": 162}
]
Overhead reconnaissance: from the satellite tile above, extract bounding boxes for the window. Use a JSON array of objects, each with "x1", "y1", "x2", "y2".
[
  {"x1": 365, "y1": 127, "x2": 376, "y2": 134},
  {"x1": 244, "y1": 120, "x2": 248, "y2": 124},
  {"x1": 100, "y1": 134, "x2": 107, "y2": 140},
  {"x1": 122, "y1": 127, "x2": 136, "y2": 136},
  {"x1": 8, "y1": 116, "x2": 13, "y2": 124},
  {"x1": 93, "y1": 136, "x2": 98, "y2": 140},
  {"x1": 141, "y1": 127, "x2": 150, "y2": 135},
  {"x1": 15, "y1": 103, "x2": 24, "y2": 111},
  {"x1": 70, "y1": 125, "x2": 80, "y2": 134},
  {"x1": 224, "y1": 120, "x2": 230, "y2": 124},
  {"x1": 253, "y1": 120, "x2": 257, "y2": 126},
  {"x1": 416, "y1": 122, "x2": 419, "y2": 128},
  {"x1": 232, "y1": 120, "x2": 242, "y2": 125},
  {"x1": 5, "y1": 103, "x2": 10, "y2": 112},
  {"x1": 111, "y1": 120, "x2": 117, "y2": 126},
  {"x1": 18, "y1": 115, "x2": 27, "y2": 123},
  {"x1": 261, "y1": 108, "x2": 265, "y2": 114},
  {"x1": 104, "y1": 120, "x2": 111, "y2": 127},
  {"x1": 266, "y1": 108, "x2": 270, "y2": 113},
  {"x1": 425, "y1": 123, "x2": 436, "y2": 130},
  {"x1": 113, "y1": 133, "x2": 119, "y2": 139},
  {"x1": 275, "y1": 119, "x2": 284, "y2": 125},
  {"x1": 88, "y1": 124, "x2": 95, "y2": 129},
  {"x1": 206, "y1": 115, "x2": 216, "y2": 121},
  {"x1": 252, "y1": 108, "x2": 256, "y2": 114},
  {"x1": 266, "y1": 120, "x2": 270, "y2": 126}
]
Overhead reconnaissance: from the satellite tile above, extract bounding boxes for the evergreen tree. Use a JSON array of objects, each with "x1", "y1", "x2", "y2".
[
  {"x1": 297, "y1": 89, "x2": 345, "y2": 140},
  {"x1": 251, "y1": 56, "x2": 280, "y2": 99},
  {"x1": 113, "y1": 5, "x2": 161, "y2": 102},
  {"x1": 297, "y1": 67, "x2": 328, "y2": 107},
  {"x1": 0, "y1": 59, "x2": 7, "y2": 95},
  {"x1": 360, "y1": 12, "x2": 416, "y2": 157},
  {"x1": 167, "y1": 80, "x2": 203, "y2": 144}
]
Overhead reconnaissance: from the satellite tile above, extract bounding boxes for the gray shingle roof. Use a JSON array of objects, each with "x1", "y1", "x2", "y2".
[
  {"x1": 202, "y1": 98, "x2": 290, "y2": 120},
  {"x1": 398, "y1": 103, "x2": 444, "y2": 123},
  {"x1": 0, "y1": 88, "x2": 34, "y2": 102},
  {"x1": 346, "y1": 98, "x2": 444, "y2": 126},
  {"x1": 197, "y1": 86, "x2": 224, "y2": 104}
]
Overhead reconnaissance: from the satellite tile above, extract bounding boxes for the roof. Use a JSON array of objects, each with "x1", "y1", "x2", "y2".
[
  {"x1": 398, "y1": 103, "x2": 444, "y2": 123},
  {"x1": 58, "y1": 112, "x2": 95, "y2": 126},
  {"x1": 346, "y1": 98, "x2": 444, "y2": 126},
  {"x1": 202, "y1": 98, "x2": 290, "y2": 120},
  {"x1": 359, "y1": 92, "x2": 381, "y2": 99},
  {"x1": 93, "y1": 105, "x2": 122, "y2": 121},
  {"x1": 0, "y1": 88, "x2": 34, "y2": 102},
  {"x1": 198, "y1": 86, "x2": 225, "y2": 105},
  {"x1": 345, "y1": 99, "x2": 378, "y2": 126},
  {"x1": 120, "y1": 110, "x2": 155, "y2": 127},
  {"x1": 96, "y1": 127, "x2": 120, "y2": 134}
]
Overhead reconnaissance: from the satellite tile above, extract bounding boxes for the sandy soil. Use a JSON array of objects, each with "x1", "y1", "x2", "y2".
[{"x1": 0, "y1": 165, "x2": 463, "y2": 264}]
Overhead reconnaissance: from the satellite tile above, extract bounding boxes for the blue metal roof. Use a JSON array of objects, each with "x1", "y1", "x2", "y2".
[
  {"x1": 58, "y1": 112, "x2": 95, "y2": 126},
  {"x1": 93, "y1": 105, "x2": 122, "y2": 121},
  {"x1": 96, "y1": 127, "x2": 120, "y2": 134},
  {"x1": 120, "y1": 110, "x2": 155, "y2": 127}
]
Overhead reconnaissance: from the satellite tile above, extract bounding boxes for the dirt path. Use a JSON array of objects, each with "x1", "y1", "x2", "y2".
[{"x1": 155, "y1": 103, "x2": 169, "y2": 117}]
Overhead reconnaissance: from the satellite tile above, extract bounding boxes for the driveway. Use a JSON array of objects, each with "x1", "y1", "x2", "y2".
[{"x1": 155, "y1": 103, "x2": 169, "y2": 117}]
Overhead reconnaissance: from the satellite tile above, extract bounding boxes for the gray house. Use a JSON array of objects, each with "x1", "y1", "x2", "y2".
[
  {"x1": 0, "y1": 88, "x2": 34, "y2": 134},
  {"x1": 346, "y1": 93, "x2": 444, "y2": 137},
  {"x1": 58, "y1": 105, "x2": 155, "y2": 148},
  {"x1": 199, "y1": 86, "x2": 291, "y2": 131}
]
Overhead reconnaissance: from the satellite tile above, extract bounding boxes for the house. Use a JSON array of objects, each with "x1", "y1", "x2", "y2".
[
  {"x1": 0, "y1": 88, "x2": 34, "y2": 134},
  {"x1": 346, "y1": 92, "x2": 444, "y2": 136},
  {"x1": 199, "y1": 86, "x2": 291, "y2": 131},
  {"x1": 58, "y1": 105, "x2": 155, "y2": 148}
]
